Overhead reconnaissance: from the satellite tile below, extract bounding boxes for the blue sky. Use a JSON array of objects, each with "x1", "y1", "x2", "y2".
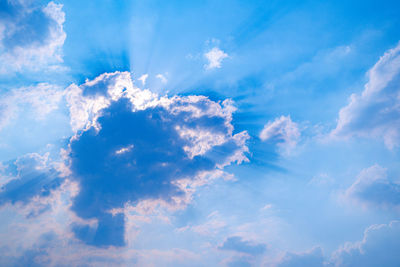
[{"x1": 0, "y1": 0, "x2": 400, "y2": 266}]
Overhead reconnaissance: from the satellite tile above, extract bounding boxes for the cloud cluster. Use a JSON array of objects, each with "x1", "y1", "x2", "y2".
[
  {"x1": 0, "y1": 1, "x2": 66, "y2": 73},
  {"x1": 332, "y1": 42, "x2": 400, "y2": 149},
  {"x1": 65, "y1": 71, "x2": 249, "y2": 246}
]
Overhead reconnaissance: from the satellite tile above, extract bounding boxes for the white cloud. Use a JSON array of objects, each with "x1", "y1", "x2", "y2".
[
  {"x1": 0, "y1": 1, "x2": 66, "y2": 74},
  {"x1": 332, "y1": 42, "x2": 400, "y2": 149},
  {"x1": 260, "y1": 115, "x2": 300, "y2": 153},
  {"x1": 66, "y1": 71, "x2": 159, "y2": 132},
  {"x1": 204, "y1": 47, "x2": 228, "y2": 69}
]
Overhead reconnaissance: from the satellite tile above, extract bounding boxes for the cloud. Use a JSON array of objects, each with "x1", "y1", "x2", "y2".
[
  {"x1": 219, "y1": 236, "x2": 267, "y2": 256},
  {"x1": 332, "y1": 42, "x2": 400, "y2": 149},
  {"x1": 0, "y1": 1, "x2": 66, "y2": 73},
  {"x1": 259, "y1": 115, "x2": 300, "y2": 153},
  {"x1": 276, "y1": 247, "x2": 324, "y2": 267},
  {"x1": 344, "y1": 164, "x2": 400, "y2": 208},
  {"x1": 331, "y1": 221, "x2": 400, "y2": 267},
  {"x1": 204, "y1": 47, "x2": 229, "y2": 69},
  {"x1": 65, "y1": 71, "x2": 249, "y2": 247},
  {"x1": 0, "y1": 83, "x2": 64, "y2": 131}
]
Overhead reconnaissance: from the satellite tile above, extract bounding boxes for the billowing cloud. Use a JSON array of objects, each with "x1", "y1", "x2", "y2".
[
  {"x1": 204, "y1": 47, "x2": 229, "y2": 69},
  {"x1": 344, "y1": 164, "x2": 400, "y2": 208},
  {"x1": 276, "y1": 247, "x2": 324, "y2": 267},
  {"x1": 65, "y1": 71, "x2": 249, "y2": 246},
  {"x1": 0, "y1": 1, "x2": 66, "y2": 73},
  {"x1": 219, "y1": 236, "x2": 266, "y2": 256},
  {"x1": 259, "y1": 115, "x2": 300, "y2": 153},
  {"x1": 331, "y1": 221, "x2": 400, "y2": 267},
  {"x1": 332, "y1": 42, "x2": 400, "y2": 149}
]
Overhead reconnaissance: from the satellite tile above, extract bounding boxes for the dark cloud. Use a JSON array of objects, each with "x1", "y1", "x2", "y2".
[
  {"x1": 67, "y1": 73, "x2": 249, "y2": 247},
  {"x1": 219, "y1": 236, "x2": 266, "y2": 256}
]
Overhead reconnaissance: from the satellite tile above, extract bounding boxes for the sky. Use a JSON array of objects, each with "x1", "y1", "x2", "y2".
[{"x1": 0, "y1": 0, "x2": 400, "y2": 266}]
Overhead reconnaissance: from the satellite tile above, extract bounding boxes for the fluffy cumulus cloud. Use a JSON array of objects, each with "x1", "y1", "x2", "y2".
[
  {"x1": 330, "y1": 221, "x2": 400, "y2": 267},
  {"x1": 204, "y1": 47, "x2": 229, "y2": 69},
  {"x1": 65, "y1": 71, "x2": 249, "y2": 246},
  {"x1": 344, "y1": 164, "x2": 400, "y2": 208},
  {"x1": 259, "y1": 115, "x2": 300, "y2": 153},
  {"x1": 0, "y1": 0, "x2": 66, "y2": 73},
  {"x1": 332, "y1": 42, "x2": 400, "y2": 149}
]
